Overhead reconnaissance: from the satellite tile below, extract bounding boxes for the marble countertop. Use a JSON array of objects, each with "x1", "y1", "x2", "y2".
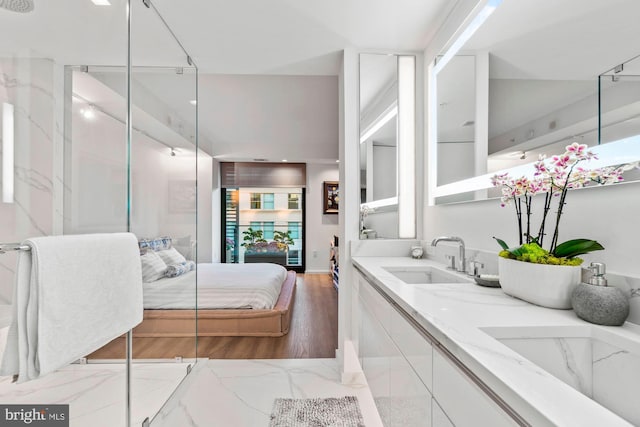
[{"x1": 352, "y1": 256, "x2": 639, "y2": 427}]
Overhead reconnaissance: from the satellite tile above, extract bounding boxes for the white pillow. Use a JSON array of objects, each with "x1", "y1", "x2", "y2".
[
  {"x1": 156, "y1": 247, "x2": 187, "y2": 265},
  {"x1": 140, "y1": 250, "x2": 168, "y2": 283}
]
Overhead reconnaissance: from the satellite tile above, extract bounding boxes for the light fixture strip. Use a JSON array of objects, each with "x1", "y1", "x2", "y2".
[
  {"x1": 2, "y1": 102, "x2": 15, "y2": 203},
  {"x1": 432, "y1": 0, "x2": 502, "y2": 74},
  {"x1": 397, "y1": 56, "x2": 416, "y2": 238},
  {"x1": 360, "y1": 105, "x2": 398, "y2": 144},
  {"x1": 91, "y1": 0, "x2": 111, "y2": 6}
]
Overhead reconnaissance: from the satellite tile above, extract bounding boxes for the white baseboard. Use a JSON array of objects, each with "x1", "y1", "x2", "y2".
[{"x1": 304, "y1": 269, "x2": 330, "y2": 274}]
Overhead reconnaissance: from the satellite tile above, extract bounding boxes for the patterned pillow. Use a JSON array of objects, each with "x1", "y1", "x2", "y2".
[
  {"x1": 164, "y1": 261, "x2": 196, "y2": 278},
  {"x1": 156, "y1": 247, "x2": 186, "y2": 265},
  {"x1": 139, "y1": 236, "x2": 172, "y2": 251},
  {"x1": 140, "y1": 250, "x2": 168, "y2": 283}
]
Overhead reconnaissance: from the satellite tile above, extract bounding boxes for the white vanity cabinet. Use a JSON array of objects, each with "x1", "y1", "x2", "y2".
[
  {"x1": 357, "y1": 272, "x2": 432, "y2": 426},
  {"x1": 432, "y1": 352, "x2": 517, "y2": 427},
  {"x1": 355, "y1": 269, "x2": 521, "y2": 427}
]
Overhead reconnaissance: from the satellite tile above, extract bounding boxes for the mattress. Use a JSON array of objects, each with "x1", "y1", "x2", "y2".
[{"x1": 143, "y1": 263, "x2": 287, "y2": 310}]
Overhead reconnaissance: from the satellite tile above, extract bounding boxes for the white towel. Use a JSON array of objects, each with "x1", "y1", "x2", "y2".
[{"x1": 0, "y1": 232, "x2": 143, "y2": 382}]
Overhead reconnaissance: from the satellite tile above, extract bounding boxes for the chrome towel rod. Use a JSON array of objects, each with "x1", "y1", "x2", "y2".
[{"x1": 0, "y1": 243, "x2": 31, "y2": 254}]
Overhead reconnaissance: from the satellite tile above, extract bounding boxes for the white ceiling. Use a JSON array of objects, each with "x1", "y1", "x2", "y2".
[
  {"x1": 0, "y1": 0, "x2": 453, "y2": 163},
  {"x1": 151, "y1": 0, "x2": 454, "y2": 75},
  {"x1": 4, "y1": 0, "x2": 638, "y2": 163}
]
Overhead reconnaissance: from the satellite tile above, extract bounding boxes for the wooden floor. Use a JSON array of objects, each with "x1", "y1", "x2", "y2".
[{"x1": 89, "y1": 273, "x2": 338, "y2": 360}]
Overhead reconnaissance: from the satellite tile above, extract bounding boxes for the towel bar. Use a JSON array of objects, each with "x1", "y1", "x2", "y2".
[{"x1": 0, "y1": 243, "x2": 31, "y2": 254}]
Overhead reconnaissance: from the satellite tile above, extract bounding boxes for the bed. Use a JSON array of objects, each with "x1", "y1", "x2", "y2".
[{"x1": 133, "y1": 263, "x2": 297, "y2": 338}]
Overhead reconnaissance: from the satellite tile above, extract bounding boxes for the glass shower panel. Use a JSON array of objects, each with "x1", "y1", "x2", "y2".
[
  {"x1": 130, "y1": 1, "x2": 198, "y2": 424},
  {"x1": 599, "y1": 55, "x2": 640, "y2": 183},
  {"x1": 1, "y1": 1, "x2": 132, "y2": 426}
]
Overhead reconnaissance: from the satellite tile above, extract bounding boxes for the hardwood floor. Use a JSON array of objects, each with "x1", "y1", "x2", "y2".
[{"x1": 89, "y1": 273, "x2": 338, "y2": 360}]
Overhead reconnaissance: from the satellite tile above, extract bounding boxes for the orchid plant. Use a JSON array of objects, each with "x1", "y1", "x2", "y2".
[{"x1": 491, "y1": 142, "x2": 637, "y2": 265}]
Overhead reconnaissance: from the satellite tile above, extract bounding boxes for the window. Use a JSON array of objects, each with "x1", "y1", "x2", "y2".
[
  {"x1": 288, "y1": 193, "x2": 300, "y2": 209},
  {"x1": 250, "y1": 193, "x2": 261, "y2": 209},
  {"x1": 288, "y1": 221, "x2": 300, "y2": 239},
  {"x1": 263, "y1": 221, "x2": 274, "y2": 240},
  {"x1": 250, "y1": 193, "x2": 274, "y2": 209},
  {"x1": 224, "y1": 187, "x2": 305, "y2": 271},
  {"x1": 263, "y1": 193, "x2": 274, "y2": 210},
  {"x1": 287, "y1": 250, "x2": 301, "y2": 266},
  {"x1": 249, "y1": 221, "x2": 274, "y2": 240}
]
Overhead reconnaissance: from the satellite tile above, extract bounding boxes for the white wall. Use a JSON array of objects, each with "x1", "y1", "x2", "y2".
[
  {"x1": 198, "y1": 74, "x2": 339, "y2": 162},
  {"x1": 423, "y1": 182, "x2": 640, "y2": 278},
  {"x1": 305, "y1": 163, "x2": 339, "y2": 273},
  {"x1": 423, "y1": 0, "x2": 640, "y2": 279},
  {"x1": 339, "y1": 48, "x2": 361, "y2": 373}
]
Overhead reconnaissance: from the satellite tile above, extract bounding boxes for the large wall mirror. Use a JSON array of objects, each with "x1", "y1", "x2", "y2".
[
  {"x1": 359, "y1": 53, "x2": 416, "y2": 239},
  {"x1": 360, "y1": 54, "x2": 398, "y2": 207},
  {"x1": 429, "y1": 0, "x2": 640, "y2": 204}
]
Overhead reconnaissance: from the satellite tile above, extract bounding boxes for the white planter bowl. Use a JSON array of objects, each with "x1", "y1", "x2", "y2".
[{"x1": 498, "y1": 256, "x2": 582, "y2": 309}]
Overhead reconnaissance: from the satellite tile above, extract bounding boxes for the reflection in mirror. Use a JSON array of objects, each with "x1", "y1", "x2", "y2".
[
  {"x1": 430, "y1": 0, "x2": 640, "y2": 205},
  {"x1": 437, "y1": 55, "x2": 476, "y2": 186},
  {"x1": 359, "y1": 54, "x2": 398, "y2": 206},
  {"x1": 359, "y1": 53, "x2": 416, "y2": 239}
]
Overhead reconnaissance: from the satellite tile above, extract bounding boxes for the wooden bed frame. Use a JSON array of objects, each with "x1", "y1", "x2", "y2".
[{"x1": 133, "y1": 270, "x2": 297, "y2": 338}]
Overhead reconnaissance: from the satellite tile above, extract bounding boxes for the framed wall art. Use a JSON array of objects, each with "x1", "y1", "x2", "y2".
[{"x1": 323, "y1": 181, "x2": 339, "y2": 214}]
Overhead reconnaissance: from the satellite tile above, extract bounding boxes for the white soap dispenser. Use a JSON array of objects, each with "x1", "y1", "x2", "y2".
[{"x1": 571, "y1": 262, "x2": 629, "y2": 326}]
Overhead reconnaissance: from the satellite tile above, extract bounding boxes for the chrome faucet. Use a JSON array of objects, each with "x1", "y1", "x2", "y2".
[{"x1": 431, "y1": 236, "x2": 466, "y2": 273}]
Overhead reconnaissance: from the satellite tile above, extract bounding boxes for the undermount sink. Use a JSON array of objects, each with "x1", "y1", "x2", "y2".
[
  {"x1": 383, "y1": 266, "x2": 472, "y2": 284},
  {"x1": 482, "y1": 325, "x2": 640, "y2": 425}
]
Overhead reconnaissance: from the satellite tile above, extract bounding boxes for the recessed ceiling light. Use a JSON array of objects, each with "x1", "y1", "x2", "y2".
[
  {"x1": 282, "y1": 159, "x2": 288, "y2": 162},
  {"x1": 91, "y1": 0, "x2": 111, "y2": 5},
  {"x1": 335, "y1": 160, "x2": 340, "y2": 163},
  {"x1": 189, "y1": 99, "x2": 197, "y2": 106}
]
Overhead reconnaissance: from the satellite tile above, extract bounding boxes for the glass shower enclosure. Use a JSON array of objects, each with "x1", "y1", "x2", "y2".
[{"x1": 0, "y1": 1, "x2": 200, "y2": 426}]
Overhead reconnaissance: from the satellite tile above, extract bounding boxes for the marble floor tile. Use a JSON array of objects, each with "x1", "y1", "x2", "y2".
[
  {"x1": 0, "y1": 362, "x2": 190, "y2": 427},
  {"x1": 151, "y1": 358, "x2": 383, "y2": 427}
]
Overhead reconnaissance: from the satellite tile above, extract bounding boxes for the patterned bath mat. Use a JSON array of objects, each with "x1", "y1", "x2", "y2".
[{"x1": 269, "y1": 396, "x2": 365, "y2": 427}]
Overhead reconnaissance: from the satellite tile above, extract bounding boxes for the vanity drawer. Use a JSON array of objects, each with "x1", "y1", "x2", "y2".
[
  {"x1": 432, "y1": 351, "x2": 517, "y2": 427},
  {"x1": 390, "y1": 305, "x2": 434, "y2": 392}
]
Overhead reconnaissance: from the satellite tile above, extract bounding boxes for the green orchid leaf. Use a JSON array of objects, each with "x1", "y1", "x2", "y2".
[
  {"x1": 553, "y1": 239, "x2": 604, "y2": 258},
  {"x1": 508, "y1": 245, "x2": 526, "y2": 257},
  {"x1": 493, "y1": 236, "x2": 510, "y2": 251}
]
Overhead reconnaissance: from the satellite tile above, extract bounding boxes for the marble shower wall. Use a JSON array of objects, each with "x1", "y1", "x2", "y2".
[{"x1": 0, "y1": 58, "x2": 57, "y2": 303}]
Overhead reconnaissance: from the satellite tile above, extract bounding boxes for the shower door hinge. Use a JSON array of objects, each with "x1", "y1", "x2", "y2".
[
  {"x1": 174, "y1": 356, "x2": 183, "y2": 363},
  {"x1": 75, "y1": 358, "x2": 88, "y2": 365},
  {"x1": 141, "y1": 417, "x2": 150, "y2": 427},
  {"x1": 614, "y1": 63, "x2": 624, "y2": 74},
  {"x1": 187, "y1": 56, "x2": 193, "y2": 66},
  {"x1": 187, "y1": 364, "x2": 192, "y2": 375},
  {"x1": 142, "y1": 0, "x2": 151, "y2": 8}
]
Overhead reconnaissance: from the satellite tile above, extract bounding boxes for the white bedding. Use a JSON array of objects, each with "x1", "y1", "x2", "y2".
[{"x1": 143, "y1": 263, "x2": 287, "y2": 310}]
